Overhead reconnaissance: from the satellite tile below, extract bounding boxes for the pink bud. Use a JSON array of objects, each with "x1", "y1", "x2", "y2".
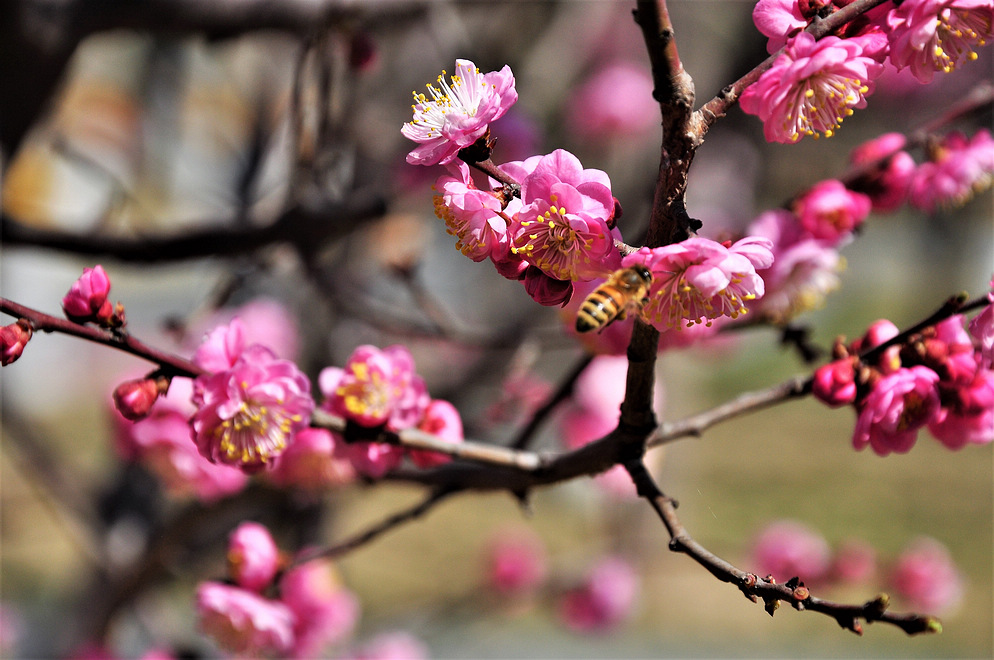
[
  {"x1": 486, "y1": 528, "x2": 548, "y2": 596},
  {"x1": 1, "y1": 320, "x2": 32, "y2": 366},
  {"x1": 61, "y1": 265, "x2": 113, "y2": 323},
  {"x1": 522, "y1": 267, "x2": 573, "y2": 307},
  {"x1": 228, "y1": 522, "x2": 281, "y2": 593},
  {"x1": 811, "y1": 358, "x2": 857, "y2": 407},
  {"x1": 112, "y1": 377, "x2": 166, "y2": 421}
]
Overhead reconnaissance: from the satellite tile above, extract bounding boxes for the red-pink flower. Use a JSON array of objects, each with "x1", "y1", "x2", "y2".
[
  {"x1": 565, "y1": 62, "x2": 658, "y2": 141},
  {"x1": 909, "y1": 129, "x2": 994, "y2": 212},
  {"x1": 193, "y1": 317, "x2": 247, "y2": 372},
  {"x1": 623, "y1": 236, "x2": 773, "y2": 330},
  {"x1": 192, "y1": 345, "x2": 314, "y2": 472},
  {"x1": 969, "y1": 277, "x2": 994, "y2": 369},
  {"x1": 402, "y1": 59, "x2": 517, "y2": 166},
  {"x1": 849, "y1": 133, "x2": 916, "y2": 212},
  {"x1": 753, "y1": 0, "x2": 807, "y2": 53},
  {"x1": 792, "y1": 179, "x2": 872, "y2": 243},
  {"x1": 324, "y1": 345, "x2": 428, "y2": 431},
  {"x1": 509, "y1": 150, "x2": 620, "y2": 281},
  {"x1": 752, "y1": 520, "x2": 832, "y2": 584},
  {"x1": 486, "y1": 527, "x2": 548, "y2": 597},
  {"x1": 267, "y1": 427, "x2": 357, "y2": 491},
  {"x1": 433, "y1": 161, "x2": 510, "y2": 262},
  {"x1": 196, "y1": 581, "x2": 295, "y2": 656},
  {"x1": 280, "y1": 559, "x2": 360, "y2": 659},
  {"x1": 62, "y1": 265, "x2": 117, "y2": 326},
  {"x1": 408, "y1": 399, "x2": 464, "y2": 468},
  {"x1": 228, "y1": 522, "x2": 280, "y2": 593},
  {"x1": 852, "y1": 365, "x2": 941, "y2": 455},
  {"x1": 886, "y1": 0, "x2": 994, "y2": 83},
  {"x1": 929, "y1": 367, "x2": 994, "y2": 448},
  {"x1": 559, "y1": 556, "x2": 639, "y2": 633},
  {"x1": 740, "y1": 32, "x2": 884, "y2": 143},
  {"x1": 1, "y1": 320, "x2": 32, "y2": 366},
  {"x1": 812, "y1": 357, "x2": 858, "y2": 407},
  {"x1": 890, "y1": 537, "x2": 964, "y2": 613}
]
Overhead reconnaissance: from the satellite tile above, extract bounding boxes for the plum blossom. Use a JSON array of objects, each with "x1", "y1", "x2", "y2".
[
  {"x1": 509, "y1": 150, "x2": 620, "y2": 281},
  {"x1": 890, "y1": 537, "x2": 964, "y2": 614},
  {"x1": 849, "y1": 133, "x2": 916, "y2": 211},
  {"x1": 559, "y1": 556, "x2": 639, "y2": 633},
  {"x1": 62, "y1": 265, "x2": 120, "y2": 326},
  {"x1": 886, "y1": 0, "x2": 994, "y2": 83},
  {"x1": 402, "y1": 59, "x2": 517, "y2": 166},
  {"x1": 267, "y1": 427, "x2": 357, "y2": 491},
  {"x1": 522, "y1": 265, "x2": 574, "y2": 306},
  {"x1": 433, "y1": 161, "x2": 510, "y2": 262},
  {"x1": 407, "y1": 399, "x2": 464, "y2": 468},
  {"x1": 228, "y1": 522, "x2": 281, "y2": 593},
  {"x1": 565, "y1": 62, "x2": 658, "y2": 141},
  {"x1": 192, "y1": 298, "x2": 301, "y2": 362},
  {"x1": 486, "y1": 527, "x2": 548, "y2": 597},
  {"x1": 196, "y1": 582, "x2": 295, "y2": 656},
  {"x1": 752, "y1": 520, "x2": 832, "y2": 584},
  {"x1": 753, "y1": 0, "x2": 807, "y2": 53},
  {"x1": 1, "y1": 320, "x2": 32, "y2": 366},
  {"x1": 830, "y1": 539, "x2": 878, "y2": 583},
  {"x1": 929, "y1": 368, "x2": 994, "y2": 448},
  {"x1": 909, "y1": 129, "x2": 994, "y2": 212},
  {"x1": 739, "y1": 32, "x2": 884, "y2": 143},
  {"x1": 324, "y1": 345, "x2": 428, "y2": 430},
  {"x1": 852, "y1": 365, "x2": 941, "y2": 455},
  {"x1": 623, "y1": 236, "x2": 773, "y2": 331},
  {"x1": 192, "y1": 343, "x2": 314, "y2": 472},
  {"x1": 792, "y1": 179, "x2": 872, "y2": 244},
  {"x1": 281, "y1": 559, "x2": 361, "y2": 659},
  {"x1": 812, "y1": 357, "x2": 858, "y2": 407}
]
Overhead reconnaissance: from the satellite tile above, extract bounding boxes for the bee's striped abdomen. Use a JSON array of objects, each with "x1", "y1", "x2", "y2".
[{"x1": 575, "y1": 288, "x2": 622, "y2": 333}]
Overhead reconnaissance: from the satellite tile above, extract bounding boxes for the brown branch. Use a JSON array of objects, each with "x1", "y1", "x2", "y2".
[{"x1": 625, "y1": 460, "x2": 941, "y2": 636}]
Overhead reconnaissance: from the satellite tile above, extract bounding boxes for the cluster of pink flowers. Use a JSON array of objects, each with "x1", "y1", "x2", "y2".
[
  {"x1": 197, "y1": 522, "x2": 360, "y2": 658},
  {"x1": 811, "y1": 305, "x2": 994, "y2": 455},
  {"x1": 320, "y1": 344, "x2": 463, "y2": 477},
  {"x1": 751, "y1": 520, "x2": 963, "y2": 613},
  {"x1": 745, "y1": 0, "x2": 992, "y2": 143}
]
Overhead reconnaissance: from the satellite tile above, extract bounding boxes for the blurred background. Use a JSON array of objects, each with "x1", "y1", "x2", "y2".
[{"x1": 1, "y1": 1, "x2": 991, "y2": 658}]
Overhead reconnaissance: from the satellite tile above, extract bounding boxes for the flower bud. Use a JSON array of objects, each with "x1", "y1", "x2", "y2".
[
  {"x1": 1, "y1": 320, "x2": 32, "y2": 366},
  {"x1": 522, "y1": 267, "x2": 573, "y2": 307},
  {"x1": 113, "y1": 376, "x2": 167, "y2": 421},
  {"x1": 811, "y1": 358, "x2": 858, "y2": 407},
  {"x1": 228, "y1": 522, "x2": 281, "y2": 593},
  {"x1": 62, "y1": 265, "x2": 112, "y2": 323}
]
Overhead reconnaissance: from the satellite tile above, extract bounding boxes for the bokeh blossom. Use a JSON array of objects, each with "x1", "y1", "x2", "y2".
[
  {"x1": 267, "y1": 427, "x2": 357, "y2": 491},
  {"x1": 408, "y1": 399, "x2": 464, "y2": 468},
  {"x1": 196, "y1": 582, "x2": 295, "y2": 656},
  {"x1": 752, "y1": 520, "x2": 832, "y2": 584},
  {"x1": 559, "y1": 556, "x2": 639, "y2": 633},
  {"x1": 908, "y1": 129, "x2": 994, "y2": 212},
  {"x1": 486, "y1": 527, "x2": 548, "y2": 597},
  {"x1": 848, "y1": 132, "x2": 916, "y2": 211},
  {"x1": 890, "y1": 537, "x2": 965, "y2": 613},
  {"x1": 739, "y1": 32, "x2": 884, "y2": 143},
  {"x1": 852, "y1": 365, "x2": 941, "y2": 455},
  {"x1": 281, "y1": 559, "x2": 361, "y2": 659},
  {"x1": 565, "y1": 62, "x2": 658, "y2": 142},
  {"x1": 792, "y1": 179, "x2": 872, "y2": 244},
  {"x1": 228, "y1": 522, "x2": 281, "y2": 593},
  {"x1": 345, "y1": 632, "x2": 429, "y2": 660},
  {"x1": 886, "y1": 0, "x2": 994, "y2": 83},
  {"x1": 509, "y1": 150, "x2": 620, "y2": 281},
  {"x1": 623, "y1": 236, "x2": 773, "y2": 330},
  {"x1": 402, "y1": 59, "x2": 517, "y2": 166}
]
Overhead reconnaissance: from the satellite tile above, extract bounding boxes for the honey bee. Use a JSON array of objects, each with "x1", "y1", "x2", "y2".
[{"x1": 575, "y1": 265, "x2": 653, "y2": 333}]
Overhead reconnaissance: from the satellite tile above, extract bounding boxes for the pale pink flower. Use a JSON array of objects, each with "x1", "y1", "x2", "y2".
[
  {"x1": 280, "y1": 559, "x2": 360, "y2": 659},
  {"x1": 830, "y1": 539, "x2": 878, "y2": 583},
  {"x1": 752, "y1": 520, "x2": 831, "y2": 584},
  {"x1": 228, "y1": 522, "x2": 280, "y2": 593},
  {"x1": 402, "y1": 59, "x2": 517, "y2": 166},
  {"x1": 0, "y1": 321, "x2": 32, "y2": 366},
  {"x1": 968, "y1": 277, "x2": 994, "y2": 368},
  {"x1": 345, "y1": 632, "x2": 429, "y2": 660},
  {"x1": 566, "y1": 62, "x2": 658, "y2": 141},
  {"x1": 486, "y1": 527, "x2": 548, "y2": 596},
  {"x1": 623, "y1": 236, "x2": 773, "y2": 330},
  {"x1": 408, "y1": 399, "x2": 464, "y2": 468},
  {"x1": 754, "y1": 237, "x2": 842, "y2": 322},
  {"x1": 62, "y1": 265, "x2": 116, "y2": 325},
  {"x1": 909, "y1": 129, "x2": 994, "y2": 212},
  {"x1": 196, "y1": 581, "x2": 295, "y2": 656},
  {"x1": 560, "y1": 355, "x2": 655, "y2": 450},
  {"x1": 739, "y1": 32, "x2": 884, "y2": 143},
  {"x1": 792, "y1": 179, "x2": 872, "y2": 243},
  {"x1": 852, "y1": 365, "x2": 941, "y2": 455},
  {"x1": 886, "y1": 0, "x2": 994, "y2": 82},
  {"x1": 849, "y1": 133, "x2": 916, "y2": 211},
  {"x1": 112, "y1": 377, "x2": 164, "y2": 421},
  {"x1": 509, "y1": 150, "x2": 620, "y2": 281},
  {"x1": 194, "y1": 298, "x2": 301, "y2": 362},
  {"x1": 890, "y1": 537, "x2": 964, "y2": 613},
  {"x1": 193, "y1": 317, "x2": 247, "y2": 372},
  {"x1": 812, "y1": 357, "x2": 858, "y2": 407},
  {"x1": 929, "y1": 368, "x2": 994, "y2": 448},
  {"x1": 559, "y1": 556, "x2": 639, "y2": 633},
  {"x1": 753, "y1": 0, "x2": 807, "y2": 53},
  {"x1": 114, "y1": 378, "x2": 248, "y2": 501},
  {"x1": 433, "y1": 161, "x2": 510, "y2": 262},
  {"x1": 192, "y1": 346, "x2": 314, "y2": 472},
  {"x1": 267, "y1": 427, "x2": 357, "y2": 491}
]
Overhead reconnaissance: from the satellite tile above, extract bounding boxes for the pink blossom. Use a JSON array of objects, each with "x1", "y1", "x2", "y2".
[
  {"x1": 852, "y1": 366, "x2": 941, "y2": 455},
  {"x1": 341, "y1": 441, "x2": 405, "y2": 479},
  {"x1": 196, "y1": 581, "x2": 295, "y2": 656},
  {"x1": 890, "y1": 537, "x2": 964, "y2": 613},
  {"x1": 486, "y1": 527, "x2": 548, "y2": 596},
  {"x1": 114, "y1": 378, "x2": 248, "y2": 501},
  {"x1": 565, "y1": 62, "x2": 658, "y2": 141},
  {"x1": 192, "y1": 345, "x2": 314, "y2": 472},
  {"x1": 433, "y1": 161, "x2": 510, "y2": 262},
  {"x1": 509, "y1": 150, "x2": 620, "y2": 281},
  {"x1": 193, "y1": 317, "x2": 247, "y2": 372},
  {"x1": 623, "y1": 236, "x2": 773, "y2": 330},
  {"x1": 929, "y1": 368, "x2": 994, "y2": 448},
  {"x1": 112, "y1": 377, "x2": 164, "y2": 421},
  {"x1": 194, "y1": 298, "x2": 301, "y2": 362},
  {"x1": 228, "y1": 522, "x2": 280, "y2": 593},
  {"x1": 851, "y1": 318, "x2": 902, "y2": 373},
  {"x1": 849, "y1": 133, "x2": 916, "y2": 211},
  {"x1": 830, "y1": 539, "x2": 878, "y2": 583},
  {"x1": 739, "y1": 32, "x2": 884, "y2": 143},
  {"x1": 968, "y1": 277, "x2": 994, "y2": 368},
  {"x1": 1, "y1": 321, "x2": 32, "y2": 366},
  {"x1": 324, "y1": 345, "x2": 428, "y2": 431},
  {"x1": 408, "y1": 399, "x2": 464, "y2": 468},
  {"x1": 812, "y1": 358, "x2": 858, "y2": 407},
  {"x1": 559, "y1": 556, "x2": 639, "y2": 633},
  {"x1": 62, "y1": 265, "x2": 117, "y2": 325},
  {"x1": 345, "y1": 632, "x2": 429, "y2": 660},
  {"x1": 792, "y1": 179, "x2": 872, "y2": 243},
  {"x1": 909, "y1": 129, "x2": 994, "y2": 212},
  {"x1": 753, "y1": 0, "x2": 807, "y2": 53},
  {"x1": 382, "y1": 345, "x2": 431, "y2": 431},
  {"x1": 886, "y1": 0, "x2": 994, "y2": 83},
  {"x1": 267, "y1": 427, "x2": 357, "y2": 491},
  {"x1": 752, "y1": 520, "x2": 831, "y2": 584},
  {"x1": 560, "y1": 355, "x2": 648, "y2": 450},
  {"x1": 280, "y1": 559, "x2": 360, "y2": 659},
  {"x1": 402, "y1": 59, "x2": 517, "y2": 166}
]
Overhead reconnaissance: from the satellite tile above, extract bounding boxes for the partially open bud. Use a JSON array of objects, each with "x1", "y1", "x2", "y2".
[
  {"x1": 1, "y1": 320, "x2": 33, "y2": 366},
  {"x1": 811, "y1": 357, "x2": 858, "y2": 407},
  {"x1": 113, "y1": 376, "x2": 169, "y2": 421},
  {"x1": 62, "y1": 265, "x2": 112, "y2": 323}
]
